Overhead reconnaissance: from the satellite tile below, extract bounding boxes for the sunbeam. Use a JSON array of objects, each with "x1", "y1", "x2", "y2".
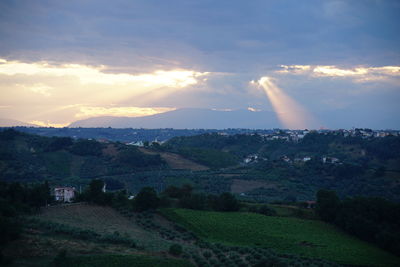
[{"x1": 255, "y1": 77, "x2": 318, "y2": 129}]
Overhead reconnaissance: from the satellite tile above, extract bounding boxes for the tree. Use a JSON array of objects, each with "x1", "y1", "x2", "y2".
[
  {"x1": 258, "y1": 205, "x2": 277, "y2": 216},
  {"x1": 315, "y1": 189, "x2": 340, "y2": 222},
  {"x1": 70, "y1": 139, "x2": 103, "y2": 156},
  {"x1": 29, "y1": 182, "x2": 51, "y2": 209},
  {"x1": 88, "y1": 179, "x2": 106, "y2": 204},
  {"x1": 213, "y1": 193, "x2": 239, "y2": 212},
  {"x1": 133, "y1": 187, "x2": 159, "y2": 212},
  {"x1": 47, "y1": 137, "x2": 73, "y2": 151},
  {"x1": 179, "y1": 193, "x2": 207, "y2": 210},
  {"x1": 164, "y1": 184, "x2": 193, "y2": 199},
  {"x1": 169, "y1": 244, "x2": 182, "y2": 256}
]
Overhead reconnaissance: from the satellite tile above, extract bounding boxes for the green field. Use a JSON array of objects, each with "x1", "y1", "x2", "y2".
[
  {"x1": 53, "y1": 254, "x2": 193, "y2": 267},
  {"x1": 165, "y1": 208, "x2": 400, "y2": 266},
  {"x1": 8, "y1": 254, "x2": 193, "y2": 267}
]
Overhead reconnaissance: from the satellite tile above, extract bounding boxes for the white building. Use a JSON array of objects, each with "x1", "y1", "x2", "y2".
[
  {"x1": 127, "y1": 141, "x2": 144, "y2": 146},
  {"x1": 322, "y1": 157, "x2": 340, "y2": 164},
  {"x1": 244, "y1": 154, "x2": 258, "y2": 164},
  {"x1": 54, "y1": 187, "x2": 75, "y2": 202}
]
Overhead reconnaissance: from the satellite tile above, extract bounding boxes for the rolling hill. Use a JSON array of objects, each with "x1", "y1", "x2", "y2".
[
  {"x1": 0, "y1": 118, "x2": 38, "y2": 127},
  {"x1": 164, "y1": 208, "x2": 400, "y2": 266}
]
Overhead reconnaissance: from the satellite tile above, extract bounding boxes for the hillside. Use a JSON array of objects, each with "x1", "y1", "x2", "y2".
[
  {"x1": 1, "y1": 129, "x2": 400, "y2": 202},
  {"x1": 0, "y1": 118, "x2": 38, "y2": 127},
  {"x1": 1, "y1": 177, "x2": 399, "y2": 266},
  {"x1": 69, "y1": 108, "x2": 280, "y2": 129},
  {"x1": 139, "y1": 148, "x2": 209, "y2": 171},
  {"x1": 1, "y1": 203, "x2": 359, "y2": 267},
  {"x1": 0, "y1": 129, "x2": 165, "y2": 184},
  {"x1": 34, "y1": 204, "x2": 173, "y2": 251},
  {"x1": 3, "y1": 204, "x2": 193, "y2": 266},
  {"x1": 165, "y1": 208, "x2": 400, "y2": 266},
  {"x1": 162, "y1": 132, "x2": 400, "y2": 202}
]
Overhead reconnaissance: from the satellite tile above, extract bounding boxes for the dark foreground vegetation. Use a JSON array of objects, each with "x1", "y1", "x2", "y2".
[
  {"x1": 316, "y1": 189, "x2": 400, "y2": 257},
  {"x1": 1, "y1": 179, "x2": 400, "y2": 266},
  {"x1": 1, "y1": 128, "x2": 400, "y2": 266}
]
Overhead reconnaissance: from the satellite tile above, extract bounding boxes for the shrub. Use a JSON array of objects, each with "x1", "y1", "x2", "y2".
[
  {"x1": 169, "y1": 244, "x2": 183, "y2": 256},
  {"x1": 211, "y1": 193, "x2": 240, "y2": 212},
  {"x1": 258, "y1": 205, "x2": 277, "y2": 216},
  {"x1": 53, "y1": 249, "x2": 67, "y2": 266},
  {"x1": 203, "y1": 251, "x2": 212, "y2": 258},
  {"x1": 70, "y1": 139, "x2": 103, "y2": 156},
  {"x1": 133, "y1": 187, "x2": 160, "y2": 212}
]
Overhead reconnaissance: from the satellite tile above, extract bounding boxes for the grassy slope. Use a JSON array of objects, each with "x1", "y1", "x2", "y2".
[
  {"x1": 165, "y1": 208, "x2": 400, "y2": 267},
  {"x1": 4, "y1": 204, "x2": 200, "y2": 267},
  {"x1": 8, "y1": 254, "x2": 192, "y2": 267},
  {"x1": 35, "y1": 204, "x2": 170, "y2": 251},
  {"x1": 139, "y1": 148, "x2": 209, "y2": 171},
  {"x1": 53, "y1": 254, "x2": 193, "y2": 267}
]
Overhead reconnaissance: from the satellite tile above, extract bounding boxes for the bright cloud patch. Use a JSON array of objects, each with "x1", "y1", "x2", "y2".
[
  {"x1": 278, "y1": 65, "x2": 400, "y2": 83},
  {"x1": 0, "y1": 58, "x2": 207, "y2": 87},
  {"x1": 0, "y1": 58, "x2": 208, "y2": 126},
  {"x1": 247, "y1": 107, "x2": 261, "y2": 112},
  {"x1": 26, "y1": 84, "x2": 53, "y2": 97}
]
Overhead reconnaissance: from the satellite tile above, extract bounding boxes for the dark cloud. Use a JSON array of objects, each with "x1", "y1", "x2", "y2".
[{"x1": 0, "y1": 0, "x2": 399, "y2": 128}]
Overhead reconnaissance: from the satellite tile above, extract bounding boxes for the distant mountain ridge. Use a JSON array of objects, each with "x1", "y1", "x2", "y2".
[
  {"x1": 0, "y1": 118, "x2": 38, "y2": 127},
  {"x1": 69, "y1": 108, "x2": 280, "y2": 129}
]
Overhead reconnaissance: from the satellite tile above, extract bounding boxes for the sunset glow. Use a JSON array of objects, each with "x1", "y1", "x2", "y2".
[
  {"x1": 0, "y1": 59, "x2": 207, "y2": 87},
  {"x1": 0, "y1": 58, "x2": 208, "y2": 126},
  {"x1": 75, "y1": 106, "x2": 176, "y2": 118}
]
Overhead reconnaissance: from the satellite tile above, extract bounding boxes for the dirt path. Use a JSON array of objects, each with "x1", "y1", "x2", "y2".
[
  {"x1": 139, "y1": 148, "x2": 209, "y2": 171},
  {"x1": 230, "y1": 179, "x2": 276, "y2": 193}
]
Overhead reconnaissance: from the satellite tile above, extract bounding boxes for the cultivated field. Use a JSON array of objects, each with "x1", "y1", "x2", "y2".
[
  {"x1": 139, "y1": 148, "x2": 209, "y2": 171},
  {"x1": 167, "y1": 209, "x2": 400, "y2": 267},
  {"x1": 230, "y1": 179, "x2": 275, "y2": 194}
]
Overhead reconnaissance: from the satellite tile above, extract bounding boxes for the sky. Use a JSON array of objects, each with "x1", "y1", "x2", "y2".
[{"x1": 0, "y1": 0, "x2": 399, "y2": 129}]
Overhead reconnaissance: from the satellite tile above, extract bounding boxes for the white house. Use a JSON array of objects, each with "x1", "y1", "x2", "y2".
[
  {"x1": 322, "y1": 157, "x2": 340, "y2": 164},
  {"x1": 127, "y1": 141, "x2": 144, "y2": 146},
  {"x1": 244, "y1": 154, "x2": 258, "y2": 164},
  {"x1": 54, "y1": 187, "x2": 75, "y2": 202}
]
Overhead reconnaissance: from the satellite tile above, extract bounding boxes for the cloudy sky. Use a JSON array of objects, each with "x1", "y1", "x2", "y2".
[{"x1": 0, "y1": 0, "x2": 399, "y2": 129}]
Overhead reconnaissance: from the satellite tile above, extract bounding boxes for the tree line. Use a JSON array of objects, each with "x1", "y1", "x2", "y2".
[
  {"x1": 0, "y1": 181, "x2": 52, "y2": 263},
  {"x1": 316, "y1": 189, "x2": 400, "y2": 257},
  {"x1": 78, "y1": 180, "x2": 241, "y2": 213}
]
